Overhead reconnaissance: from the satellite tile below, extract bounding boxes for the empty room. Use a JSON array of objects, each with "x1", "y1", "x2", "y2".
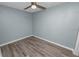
[{"x1": 0, "y1": 2, "x2": 79, "y2": 57}]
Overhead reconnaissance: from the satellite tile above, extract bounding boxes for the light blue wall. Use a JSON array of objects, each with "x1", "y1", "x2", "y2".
[
  {"x1": 33, "y1": 3, "x2": 79, "y2": 49},
  {"x1": 0, "y1": 5, "x2": 32, "y2": 45},
  {"x1": 0, "y1": 3, "x2": 79, "y2": 49}
]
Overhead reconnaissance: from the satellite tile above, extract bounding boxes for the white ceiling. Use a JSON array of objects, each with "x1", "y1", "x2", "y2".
[{"x1": 0, "y1": 2, "x2": 64, "y2": 13}]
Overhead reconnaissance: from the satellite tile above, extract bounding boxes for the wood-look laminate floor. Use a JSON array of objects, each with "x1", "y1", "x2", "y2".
[{"x1": 0, "y1": 36, "x2": 77, "y2": 57}]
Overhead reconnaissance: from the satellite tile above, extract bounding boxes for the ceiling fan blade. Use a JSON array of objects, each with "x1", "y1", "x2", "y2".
[
  {"x1": 24, "y1": 5, "x2": 31, "y2": 10},
  {"x1": 36, "y1": 5, "x2": 46, "y2": 9}
]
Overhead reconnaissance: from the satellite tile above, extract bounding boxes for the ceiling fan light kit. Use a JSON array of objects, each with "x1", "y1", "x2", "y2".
[
  {"x1": 31, "y1": 5, "x2": 37, "y2": 9},
  {"x1": 24, "y1": 2, "x2": 46, "y2": 10}
]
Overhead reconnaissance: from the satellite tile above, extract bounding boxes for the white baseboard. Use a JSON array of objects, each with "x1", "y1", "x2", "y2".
[
  {"x1": 34, "y1": 35, "x2": 74, "y2": 52},
  {"x1": 73, "y1": 50, "x2": 79, "y2": 56},
  {"x1": 0, "y1": 35, "x2": 77, "y2": 56},
  {"x1": 34, "y1": 35, "x2": 79, "y2": 56},
  {"x1": 0, "y1": 35, "x2": 33, "y2": 47},
  {"x1": 72, "y1": 32, "x2": 79, "y2": 56}
]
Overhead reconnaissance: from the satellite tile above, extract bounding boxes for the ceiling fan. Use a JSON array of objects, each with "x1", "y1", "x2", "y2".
[{"x1": 24, "y1": 2, "x2": 46, "y2": 10}]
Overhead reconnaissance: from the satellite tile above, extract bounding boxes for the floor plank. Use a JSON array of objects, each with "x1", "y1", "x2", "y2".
[
  {"x1": 0, "y1": 36, "x2": 77, "y2": 57},
  {"x1": 0, "y1": 48, "x2": 2, "y2": 57}
]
